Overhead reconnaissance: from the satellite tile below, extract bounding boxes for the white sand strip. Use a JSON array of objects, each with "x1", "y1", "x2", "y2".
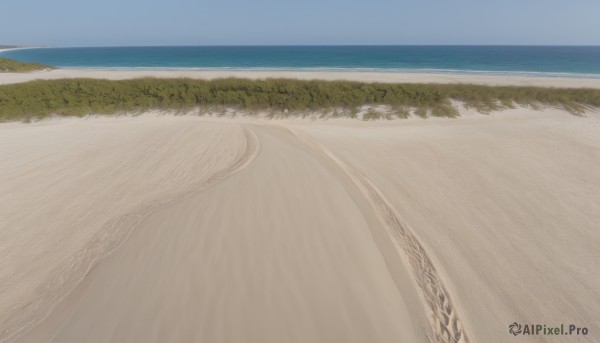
[{"x1": 1, "y1": 68, "x2": 600, "y2": 88}]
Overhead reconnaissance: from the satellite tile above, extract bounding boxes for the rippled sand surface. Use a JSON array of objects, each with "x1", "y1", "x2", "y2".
[{"x1": 2, "y1": 107, "x2": 599, "y2": 342}]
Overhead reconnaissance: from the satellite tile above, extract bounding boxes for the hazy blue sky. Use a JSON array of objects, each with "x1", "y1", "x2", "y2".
[{"x1": 2, "y1": 0, "x2": 599, "y2": 46}]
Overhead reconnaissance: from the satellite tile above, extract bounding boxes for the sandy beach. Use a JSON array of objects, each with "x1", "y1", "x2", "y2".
[
  {"x1": 2, "y1": 68, "x2": 600, "y2": 88},
  {"x1": 1, "y1": 71, "x2": 599, "y2": 342}
]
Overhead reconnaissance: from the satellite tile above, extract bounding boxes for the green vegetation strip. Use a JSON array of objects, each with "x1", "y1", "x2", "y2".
[
  {"x1": 0, "y1": 58, "x2": 54, "y2": 73},
  {"x1": 1, "y1": 78, "x2": 599, "y2": 121}
]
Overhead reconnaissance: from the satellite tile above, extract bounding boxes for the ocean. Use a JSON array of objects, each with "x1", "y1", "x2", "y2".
[{"x1": 2, "y1": 46, "x2": 600, "y2": 77}]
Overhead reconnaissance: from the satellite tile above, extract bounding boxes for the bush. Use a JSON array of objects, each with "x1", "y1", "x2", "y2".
[
  {"x1": 0, "y1": 58, "x2": 54, "y2": 72},
  {"x1": 0, "y1": 77, "x2": 599, "y2": 121}
]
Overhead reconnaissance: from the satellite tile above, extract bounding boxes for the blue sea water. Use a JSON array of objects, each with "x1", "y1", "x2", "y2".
[{"x1": 2, "y1": 46, "x2": 600, "y2": 77}]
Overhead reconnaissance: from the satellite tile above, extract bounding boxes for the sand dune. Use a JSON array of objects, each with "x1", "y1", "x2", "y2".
[
  {"x1": 18, "y1": 124, "x2": 435, "y2": 343},
  {"x1": 291, "y1": 108, "x2": 600, "y2": 342},
  {"x1": 0, "y1": 115, "x2": 252, "y2": 341},
  {"x1": 2, "y1": 107, "x2": 599, "y2": 342}
]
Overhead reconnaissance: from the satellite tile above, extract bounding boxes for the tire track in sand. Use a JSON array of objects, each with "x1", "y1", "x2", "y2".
[{"x1": 285, "y1": 126, "x2": 470, "y2": 343}]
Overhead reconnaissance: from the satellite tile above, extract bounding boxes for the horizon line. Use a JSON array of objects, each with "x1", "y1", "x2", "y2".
[{"x1": 8, "y1": 44, "x2": 600, "y2": 49}]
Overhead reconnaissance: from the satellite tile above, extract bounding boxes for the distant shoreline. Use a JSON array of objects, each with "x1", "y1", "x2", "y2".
[
  {"x1": 2, "y1": 45, "x2": 599, "y2": 79},
  {"x1": 0, "y1": 46, "x2": 44, "y2": 53},
  {"x1": 31, "y1": 66, "x2": 600, "y2": 80}
]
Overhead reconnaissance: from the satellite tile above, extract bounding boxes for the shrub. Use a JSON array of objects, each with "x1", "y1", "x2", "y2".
[{"x1": 0, "y1": 78, "x2": 599, "y2": 121}]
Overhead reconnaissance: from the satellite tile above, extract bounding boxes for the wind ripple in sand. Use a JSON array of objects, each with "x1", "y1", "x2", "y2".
[
  {"x1": 0, "y1": 117, "x2": 259, "y2": 343},
  {"x1": 18, "y1": 124, "x2": 428, "y2": 343}
]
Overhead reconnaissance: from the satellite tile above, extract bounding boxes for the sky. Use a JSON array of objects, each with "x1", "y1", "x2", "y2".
[{"x1": 2, "y1": 0, "x2": 600, "y2": 47}]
